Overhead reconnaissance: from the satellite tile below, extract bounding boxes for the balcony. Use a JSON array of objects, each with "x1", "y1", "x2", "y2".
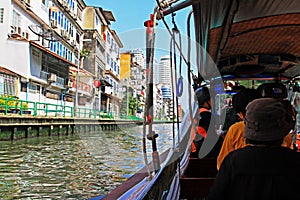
[{"x1": 39, "y1": 71, "x2": 64, "y2": 88}]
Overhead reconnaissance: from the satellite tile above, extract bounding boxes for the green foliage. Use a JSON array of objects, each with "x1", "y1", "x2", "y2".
[
  {"x1": 21, "y1": 102, "x2": 28, "y2": 109},
  {"x1": 80, "y1": 48, "x2": 90, "y2": 58},
  {"x1": 0, "y1": 95, "x2": 29, "y2": 111},
  {"x1": 120, "y1": 94, "x2": 140, "y2": 117},
  {"x1": 237, "y1": 80, "x2": 268, "y2": 89},
  {"x1": 0, "y1": 98, "x2": 5, "y2": 109},
  {"x1": 0, "y1": 95, "x2": 19, "y2": 109}
]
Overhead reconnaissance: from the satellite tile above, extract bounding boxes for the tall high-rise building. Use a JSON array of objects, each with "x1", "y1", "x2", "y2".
[
  {"x1": 158, "y1": 55, "x2": 172, "y2": 85},
  {"x1": 156, "y1": 55, "x2": 176, "y2": 120},
  {"x1": 131, "y1": 49, "x2": 145, "y2": 67}
]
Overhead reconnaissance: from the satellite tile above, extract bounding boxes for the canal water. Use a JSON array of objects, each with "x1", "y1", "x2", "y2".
[{"x1": 0, "y1": 123, "x2": 175, "y2": 199}]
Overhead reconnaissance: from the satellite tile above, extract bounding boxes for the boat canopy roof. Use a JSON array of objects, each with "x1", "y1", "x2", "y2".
[{"x1": 190, "y1": 0, "x2": 300, "y2": 80}]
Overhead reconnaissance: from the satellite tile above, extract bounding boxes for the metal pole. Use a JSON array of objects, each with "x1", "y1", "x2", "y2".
[
  {"x1": 126, "y1": 79, "x2": 129, "y2": 116},
  {"x1": 99, "y1": 86, "x2": 101, "y2": 112},
  {"x1": 74, "y1": 40, "x2": 80, "y2": 117}
]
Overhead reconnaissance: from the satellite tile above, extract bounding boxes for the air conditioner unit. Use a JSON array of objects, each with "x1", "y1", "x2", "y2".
[
  {"x1": 61, "y1": 30, "x2": 67, "y2": 38},
  {"x1": 10, "y1": 26, "x2": 16, "y2": 34},
  {"x1": 17, "y1": 26, "x2": 22, "y2": 34},
  {"x1": 48, "y1": 73, "x2": 57, "y2": 82},
  {"x1": 66, "y1": 5, "x2": 70, "y2": 11},
  {"x1": 60, "y1": 29, "x2": 65, "y2": 36},
  {"x1": 71, "y1": 13, "x2": 77, "y2": 20},
  {"x1": 9, "y1": 26, "x2": 22, "y2": 38},
  {"x1": 71, "y1": 40, "x2": 76, "y2": 47},
  {"x1": 67, "y1": 80, "x2": 73, "y2": 88},
  {"x1": 66, "y1": 33, "x2": 71, "y2": 40},
  {"x1": 63, "y1": 1, "x2": 68, "y2": 8},
  {"x1": 50, "y1": 20, "x2": 58, "y2": 28}
]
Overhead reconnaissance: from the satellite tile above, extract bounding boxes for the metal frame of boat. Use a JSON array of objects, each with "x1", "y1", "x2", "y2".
[{"x1": 93, "y1": 0, "x2": 300, "y2": 199}]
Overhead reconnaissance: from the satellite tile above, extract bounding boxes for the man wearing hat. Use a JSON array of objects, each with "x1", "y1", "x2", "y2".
[{"x1": 208, "y1": 98, "x2": 300, "y2": 200}]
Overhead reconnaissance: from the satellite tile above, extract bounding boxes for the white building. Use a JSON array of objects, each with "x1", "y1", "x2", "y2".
[
  {"x1": 156, "y1": 55, "x2": 177, "y2": 120},
  {"x1": 104, "y1": 24, "x2": 123, "y2": 117},
  {"x1": 0, "y1": 0, "x2": 89, "y2": 114},
  {"x1": 0, "y1": 0, "x2": 123, "y2": 118},
  {"x1": 158, "y1": 55, "x2": 172, "y2": 85}
]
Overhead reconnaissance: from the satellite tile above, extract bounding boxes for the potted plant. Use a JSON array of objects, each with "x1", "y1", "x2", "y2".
[{"x1": 21, "y1": 102, "x2": 31, "y2": 115}]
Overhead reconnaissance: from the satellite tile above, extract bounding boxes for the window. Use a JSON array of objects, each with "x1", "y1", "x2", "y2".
[
  {"x1": 107, "y1": 32, "x2": 110, "y2": 44},
  {"x1": 0, "y1": 8, "x2": 4, "y2": 23},
  {"x1": 110, "y1": 58, "x2": 113, "y2": 69},
  {"x1": 96, "y1": 16, "x2": 99, "y2": 26},
  {"x1": 12, "y1": 10, "x2": 20, "y2": 28},
  {"x1": 97, "y1": 65, "x2": 101, "y2": 78},
  {"x1": 62, "y1": 46, "x2": 66, "y2": 59},
  {"x1": 77, "y1": 8, "x2": 82, "y2": 20},
  {"x1": 28, "y1": 83, "x2": 39, "y2": 94},
  {"x1": 0, "y1": 74, "x2": 17, "y2": 96},
  {"x1": 106, "y1": 54, "x2": 110, "y2": 65}
]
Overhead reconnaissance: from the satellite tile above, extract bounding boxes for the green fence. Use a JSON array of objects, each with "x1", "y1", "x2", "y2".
[{"x1": 0, "y1": 97, "x2": 141, "y2": 120}]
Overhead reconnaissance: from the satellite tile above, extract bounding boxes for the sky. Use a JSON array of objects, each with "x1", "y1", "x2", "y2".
[
  {"x1": 83, "y1": 0, "x2": 158, "y2": 34},
  {"x1": 83, "y1": 0, "x2": 193, "y2": 53}
]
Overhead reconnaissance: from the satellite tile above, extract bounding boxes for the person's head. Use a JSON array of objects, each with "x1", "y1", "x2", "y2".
[
  {"x1": 232, "y1": 88, "x2": 262, "y2": 119},
  {"x1": 244, "y1": 98, "x2": 294, "y2": 146},
  {"x1": 195, "y1": 86, "x2": 211, "y2": 108}
]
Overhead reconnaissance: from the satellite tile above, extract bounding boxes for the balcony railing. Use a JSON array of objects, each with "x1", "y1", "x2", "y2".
[
  {"x1": 40, "y1": 71, "x2": 48, "y2": 81},
  {"x1": 52, "y1": 76, "x2": 65, "y2": 88}
]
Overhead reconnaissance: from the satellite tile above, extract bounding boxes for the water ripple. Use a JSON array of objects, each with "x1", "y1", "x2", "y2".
[{"x1": 0, "y1": 124, "x2": 174, "y2": 199}]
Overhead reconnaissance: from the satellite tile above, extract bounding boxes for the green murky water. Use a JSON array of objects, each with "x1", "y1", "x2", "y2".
[{"x1": 0, "y1": 124, "x2": 173, "y2": 199}]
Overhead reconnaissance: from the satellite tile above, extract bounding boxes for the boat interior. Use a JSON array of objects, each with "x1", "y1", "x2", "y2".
[{"x1": 96, "y1": 1, "x2": 300, "y2": 200}]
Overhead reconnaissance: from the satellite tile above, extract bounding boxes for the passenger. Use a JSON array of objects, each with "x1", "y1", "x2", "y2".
[
  {"x1": 190, "y1": 86, "x2": 212, "y2": 158},
  {"x1": 217, "y1": 88, "x2": 261, "y2": 170},
  {"x1": 208, "y1": 98, "x2": 300, "y2": 200},
  {"x1": 280, "y1": 99, "x2": 297, "y2": 149},
  {"x1": 218, "y1": 98, "x2": 241, "y2": 138},
  {"x1": 190, "y1": 86, "x2": 223, "y2": 158}
]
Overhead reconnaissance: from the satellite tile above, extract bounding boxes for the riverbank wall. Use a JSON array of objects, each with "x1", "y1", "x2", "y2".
[{"x1": 0, "y1": 115, "x2": 143, "y2": 141}]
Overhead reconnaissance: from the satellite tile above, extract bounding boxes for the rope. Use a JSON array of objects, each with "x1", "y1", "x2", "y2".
[
  {"x1": 158, "y1": 0, "x2": 180, "y2": 9},
  {"x1": 155, "y1": 0, "x2": 189, "y2": 67}
]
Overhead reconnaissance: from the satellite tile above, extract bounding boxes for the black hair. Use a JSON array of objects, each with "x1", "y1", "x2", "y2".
[
  {"x1": 232, "y1": 88, "x2": 262, "y2": 113},
  {"x1": 195, "y1": 86, "x2": 210, "y2": 106}
]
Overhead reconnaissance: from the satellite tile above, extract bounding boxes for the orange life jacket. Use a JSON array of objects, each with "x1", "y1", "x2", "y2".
[{"x1": 191, "y1": 107, "x2": 209, "y2": 153}]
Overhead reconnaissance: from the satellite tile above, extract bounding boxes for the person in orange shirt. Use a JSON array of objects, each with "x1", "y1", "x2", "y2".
[
  {"x1": 190, "y1": 86, "x2": 223, "y2": 158},
  {"x1": 217, "y1": 88, "x2": 261, "y2": 170},
  {"x1": 190, "y1": 86, "x2": 212, "y2": 158},
  {"x1": 209, "y1": 98, "x2": 300, "y2": 200},
  {"x1": 217, "y1": 88, "x2": 296, "y2": 170}
]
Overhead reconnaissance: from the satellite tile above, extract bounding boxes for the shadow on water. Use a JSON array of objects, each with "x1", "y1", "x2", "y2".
[{"x1": 0, "y1": 123, "x2": 174, "y2": 199}]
